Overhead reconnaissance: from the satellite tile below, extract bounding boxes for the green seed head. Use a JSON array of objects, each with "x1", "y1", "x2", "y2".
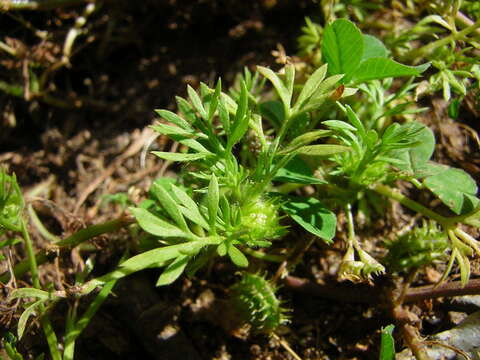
[
  {"x1": 385, "y1": 222, "x2": 449, "y2": 272},
  {"x1": 229, "y1": 273, "x2": 289, "y2": 333},
  {"x1": 240, "y1": 198, "x2": 285, "y2": 247}
]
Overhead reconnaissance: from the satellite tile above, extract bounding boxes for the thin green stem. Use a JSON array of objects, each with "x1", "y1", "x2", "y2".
[
  {"x1": 372, "y1": 184, "x2": 450, "y2": 226},
  {"x1": 63, "y1": 280, "x2": 117, "y2": 360},
  {"x1": 0, "y1": 216, "x2": 134, "y2": 283},
  {"x1": 21, "y1": 220, "x2": 40, "y2": 289},
  {"x1": 402, "y1": 19, "x2": 480, "y2": 63},
  {"x1": 345, "y1": 203, "x2": 357, "y2": 246},
  {"x1": 28, "y1": 205, "x2": 61, "y2": 243},
  {"x1": 21, "y1": 219, "x2": 62, "y2": 360}
]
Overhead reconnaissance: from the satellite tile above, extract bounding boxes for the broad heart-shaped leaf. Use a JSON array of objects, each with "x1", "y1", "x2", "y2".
[
  {"x1": 273, "y1": 156, "x2": 326, "y2": 184},
  {"x1": 322, "y1": 19, "x2": 364, "y2": 82},
  {"x1": 362, "y1": 34, "x2": 388, "y2": 61},
  {"x1": 379, "y1": 325, "x2": 395, "y2": 360},
  {"x1": 351, "y1": 58, "x2": 429, "y2": 84},
  {"x1": 280, "y1": 195, "x2": 336, "y2": 242},
  {"x1": 130, "y1": 207, "x2": 190, "y2": 238},
  {"x1": 156, "y1": 254, "x2": 190, "y2": 286},
  {"x1": 423, "y1": 167, "x2": 479, "y2": 215},
  {"x1": 389, "y1": 122, "x2": 435, "y2": 176}
]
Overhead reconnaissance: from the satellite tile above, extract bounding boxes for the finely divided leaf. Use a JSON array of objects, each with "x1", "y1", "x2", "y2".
[
  {"x1": 207, "y1": 175, "x2": 219, "y2": 232},
  {"x1": 297, "y1": 144, "x2": 350, "y2": 156},
  {"x1": 278, "y1": 129, "x2": 331, "y2": 155},
  {"x1": 171, "y1": 185, "x2": 210, "y2": 230},
  {"x1": 296, "y1": 64, "x2": 328, "y2": 109},
  {"x1": 228, "y1": 245, "x2": 249, "y2": 267},
  {"x1": 156, "y1": 254, "x2": 190, "y2": 286},
  {"x1": 281, "y1": 195, "x2": 336, "y2": 242},
  {"x1": 228, "y1": 81, "x2": 250, "y2": 149},
  {"x1": 150, "y1": 182, "x2": 189, "y2": 232},
  {"x1": 257, "y1": 66, "x2": 291, "y2": 109},
  {"x1": 150, "y1": 123, "x2": 196, "y2": 138},
  {"x1": 322, "y1": 19, "x2": 364, "y2": 81},
  {"x1": 155, "y1": 109, "x2": 193, "y2": 130},
  {"x1": 115, "y1": 240, "x2": 215, "y2": 276},
  {"x1": 130, "y1": 207, "x2": 189, "y2": 238},
  {"x1": 152, "y1": 152, "x2": 210, "y2": 162},
  {"x1": 187, "y1": 85, "x2": 208, "y2": 120}
]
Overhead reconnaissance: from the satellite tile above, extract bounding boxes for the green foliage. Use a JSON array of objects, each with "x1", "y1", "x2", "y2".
[
  {"x1": 379, "y1": 325, "x2": 395, "y2": 360},
  {"x1": 2, "y1": 332, "x2": 25, "y2": 360},
  {"x1": 0, "y1": 170, "x2": 24, "y2": 234},
  {"x1": 279, "y1": 195, "x2": 336, "y2": 243},
  {"x1": 321, "y1": 19, "x2": 429, "y2": 85},
  {"x1": 5, "y1": 10, "x2": 480, "y2": 358},
  {"x1": 229, "y1": 273, "x2": 289, "y2": 333}
]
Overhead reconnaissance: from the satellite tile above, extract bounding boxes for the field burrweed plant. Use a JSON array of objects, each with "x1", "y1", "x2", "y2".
[{"x1": 2, "y1": 15, "x2": 480, "y2": 359}]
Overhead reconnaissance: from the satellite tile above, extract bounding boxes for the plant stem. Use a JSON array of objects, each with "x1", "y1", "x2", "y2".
[
  {"x1": 0, "y1": 215, "x2": 134, "y2": 283},
  {"x1": 21, "y1": 220, "x2": 40, "y2": 289},
  {"x1": 402, "y1": 19, "x2": 480, "y2": 63},
  {"x1": 401, "y1": 324, "x2": 430, "y2": 360},
  {"x1": 63, "y1": 279, "x2": 117, "y2": 360},
  {"x1": 283, "y1": 275, "x2": 480, "y2": 304},
  {"x1": 21, "y1": 219, "x2": 62, "y2": 360},
  {"x1": 372, "y1": 184, "x2": 451, "y2": 226}
]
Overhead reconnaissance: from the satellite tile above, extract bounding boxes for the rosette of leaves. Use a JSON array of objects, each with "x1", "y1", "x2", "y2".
[
  {"x1": 229, "y1": 273, "x2": 289, "y2": 333},
  {"x1": 322, "y1": 105, "x2": 426, "y2": 193}
]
